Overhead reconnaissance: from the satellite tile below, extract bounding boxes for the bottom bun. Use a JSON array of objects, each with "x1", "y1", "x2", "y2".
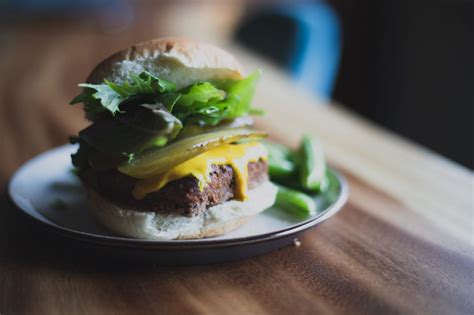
[{"x1": 87, "y1": 181, "x2": 277, "y2": 240}]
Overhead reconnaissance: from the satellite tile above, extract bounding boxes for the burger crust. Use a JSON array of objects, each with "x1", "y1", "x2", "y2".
[
  {"x1": 87, "y1": 181, "x2": 278, "y2": 240},
  {"x1": 87, "y1": 37, "x2": 244, "y2": 88}
]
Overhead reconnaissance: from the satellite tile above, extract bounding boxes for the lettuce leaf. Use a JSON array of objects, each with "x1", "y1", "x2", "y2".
[
  {"x1": 176, "y1": 82, "x2": 226, "y2": 107},
  {"x1": 72, "y1": 83, "x2": 122, "y2": 115},
  {"x1": 71, "y1": 70, "x2": 261, "y2": 125},
  {"x1": 70, "y1": 72, "x2": 176, "y2": 117},
  {"x1": 213, "y1": 69, "x2": 261, "y2": 119},
  {"x1": 70, "y1": 70, "x2": 263, "y2": 163},
  {"x1": 105, "y1": 72, "x2": 176, "y2": 97},
  {"x1": 171, "y1": 70, "x2": 262, "y2": 125}
]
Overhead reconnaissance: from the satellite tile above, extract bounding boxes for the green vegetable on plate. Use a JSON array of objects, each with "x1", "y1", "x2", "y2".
[
  {"x1": 264, "y1": 140, "x2": 297, "y2": 179},
  {"x1": 298, "y1": 135, "x2": 326, "y2": 192},
  {"x1": 264, "y1": 135, "x2": 329, "y2": 219},
  {"x1": 274, "y1": 185, "x2": 316, "y2": 219}
]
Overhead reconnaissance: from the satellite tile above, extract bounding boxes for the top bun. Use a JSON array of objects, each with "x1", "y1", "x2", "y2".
[{"x1": 87, "y1": 37, "x2": 244, "y2": 89}]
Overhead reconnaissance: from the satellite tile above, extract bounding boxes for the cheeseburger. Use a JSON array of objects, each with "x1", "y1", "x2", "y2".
[{"x1": 70, "y1": 38, "x2": 277, "y2": 240}]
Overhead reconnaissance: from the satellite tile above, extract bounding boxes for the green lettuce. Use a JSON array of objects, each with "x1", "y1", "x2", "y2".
[
  {"x1": 105, "y1": 73, "x2": 176, "y2": 97},
  {"x1": 213, "y1": 69, "x2": 261, "y2": 118},
  {"x1": 70, "y1": 72, "x2": 176, "y2": 118},
  {"x1": 171, "y1": 70, "x2": 262, "y2": 126},
  {"x1": 70, "y1": 69, "x2": 263, "y2": 167},
  {"x1": 71, "y1": 70, "x2": 262, "y2": 125},
  {"x1": 175, "y1": 82, "x2": 226, "y2": 107}
]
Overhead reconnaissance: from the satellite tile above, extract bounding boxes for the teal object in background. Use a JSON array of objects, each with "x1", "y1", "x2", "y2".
[{"x1": 235, "y1": 1, "x2": 341, "y2": 99}]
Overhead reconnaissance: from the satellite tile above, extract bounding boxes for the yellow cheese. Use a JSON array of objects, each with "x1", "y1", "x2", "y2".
[{"x1": 132, "y1": 142, "x2": 267, "y2": 201}]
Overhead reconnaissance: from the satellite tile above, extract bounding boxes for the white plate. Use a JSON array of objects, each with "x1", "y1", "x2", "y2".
[{"x1": 8, "y1": 145, "x2": 348, "y2": 264}]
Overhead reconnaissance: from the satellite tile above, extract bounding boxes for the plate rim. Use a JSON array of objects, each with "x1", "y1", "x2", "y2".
[{"x1": 8, "y1": 145, "x2": 349, "y2": 249}]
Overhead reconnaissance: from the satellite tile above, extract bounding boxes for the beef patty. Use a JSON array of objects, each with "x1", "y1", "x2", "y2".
[{"x1": 81, "y1": 160, "x2": 268, "y2": 217}]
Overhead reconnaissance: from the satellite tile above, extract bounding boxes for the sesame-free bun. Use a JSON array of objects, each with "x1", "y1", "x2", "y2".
[
  {"x1": 87, "y1": 37, "x2": 244, "y2": 89},
  {"x1": 87, "y1": 181, "x2": 277, "y2": 240}
]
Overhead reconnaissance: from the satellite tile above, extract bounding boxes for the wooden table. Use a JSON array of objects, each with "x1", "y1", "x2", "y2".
[{"x1": 0, "y1": 6, "x2": 472, "y2": 315}]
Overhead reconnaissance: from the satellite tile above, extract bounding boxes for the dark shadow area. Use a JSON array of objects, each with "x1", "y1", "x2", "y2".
[{"x1": 330, "y1": 0, "x2": 473, "y2": 168}]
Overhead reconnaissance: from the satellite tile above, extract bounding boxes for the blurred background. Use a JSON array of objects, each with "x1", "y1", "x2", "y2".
[{"x1": 0, "y1": 0, "x2": 472, "y2": 178}]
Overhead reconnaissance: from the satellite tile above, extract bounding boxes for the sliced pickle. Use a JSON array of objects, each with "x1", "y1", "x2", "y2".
[{"x1": 118, "y1": 128, "x2": 266, "y2": 179}]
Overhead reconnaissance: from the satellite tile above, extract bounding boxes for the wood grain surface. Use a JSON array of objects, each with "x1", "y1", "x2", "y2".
[{"x1": 0, "y1": 3, "x2": 472, "y2": 315}]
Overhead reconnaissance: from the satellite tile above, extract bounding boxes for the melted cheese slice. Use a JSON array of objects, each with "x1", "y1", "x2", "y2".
[{"x1": 132, "y1": 142, "x2": 268, "y2": 201}]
